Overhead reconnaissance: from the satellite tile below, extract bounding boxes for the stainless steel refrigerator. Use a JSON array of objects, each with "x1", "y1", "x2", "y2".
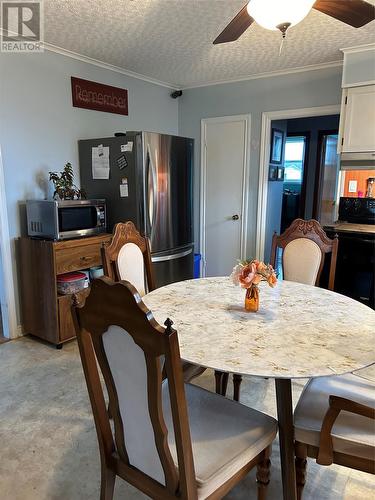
[{"x1": 78, "y1": 132, "x2": 194, "y2": 288}]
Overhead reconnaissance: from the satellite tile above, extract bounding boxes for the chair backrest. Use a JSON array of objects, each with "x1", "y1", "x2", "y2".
[
  {"x1": 75, "y1": 277, "x2": 197, "y2": 499},
  {"x1": 270, "y1": 219, "x2": 338, "y2": 290},
  {"x1": 101, "y1": 221, "x2": 155, "y2": 296}
]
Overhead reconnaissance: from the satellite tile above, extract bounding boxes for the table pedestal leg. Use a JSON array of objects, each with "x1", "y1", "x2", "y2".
[
  {"x1": 214, "y1": 370, "x2": 229, "y2": 396},
  {"x1": 275, "y1": 378, "x2": 297, "y2": 500},
  {"x1": 233, "y1": 373, "x2": 243, "y2": 401}
]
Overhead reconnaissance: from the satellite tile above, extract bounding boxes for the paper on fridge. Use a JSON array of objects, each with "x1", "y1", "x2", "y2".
[
  {"x1": 121, "y1": 141, "x2": 133, "y2": 153},
  {"x1": 92, "y1": 145, "x2": 110, "y2": 179}
]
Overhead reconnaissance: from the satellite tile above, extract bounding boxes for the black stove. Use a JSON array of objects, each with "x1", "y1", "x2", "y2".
[
  {"x1": 328, "y1": 197, "x2": 375, "y2": 309},
  {"x1": 339, "y1": 197, "x2": 375, "y2": 224}
]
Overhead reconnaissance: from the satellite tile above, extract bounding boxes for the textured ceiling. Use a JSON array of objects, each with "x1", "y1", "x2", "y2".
[{"x1": 44, "y1": 0, "x2": 375, "y2": 88}]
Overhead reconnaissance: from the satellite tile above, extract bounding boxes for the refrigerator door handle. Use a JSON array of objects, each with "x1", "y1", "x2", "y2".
[
  {"x1": 151, "y1": 248, "x2": 193, "y2": 263},
  {"x1": 146, "y1": 145, "x2": 157, "y2": 237}
]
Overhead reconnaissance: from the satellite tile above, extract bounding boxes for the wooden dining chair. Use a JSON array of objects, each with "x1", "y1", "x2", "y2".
[
  {"x1": 102, "y1": 221, "x2": 205, "y2": 383},
  {"x1": 294, "y1": 373, "x2": 375, "y2": 499},
  {"x1": 75, "y1": 277, "x2": 278, "y2": 500},
  {"x1": 217, "y1": 219, "x2": 339, "y2": 403},
  {"x1": 270, "y1": 218, "x2": 338, "y2": 291},
  {"x1": 101, "y1": 221, "x2": 155, "y2": 296}
]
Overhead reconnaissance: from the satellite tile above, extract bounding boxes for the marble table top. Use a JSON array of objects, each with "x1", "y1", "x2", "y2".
[{"x1": 144, "y1": 277, "x2": 375, "y2": 379}]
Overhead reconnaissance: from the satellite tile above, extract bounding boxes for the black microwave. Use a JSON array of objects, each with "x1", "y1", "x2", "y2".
[{"x1": 26, "y1": 199, "x2": 106, "y2": 240}]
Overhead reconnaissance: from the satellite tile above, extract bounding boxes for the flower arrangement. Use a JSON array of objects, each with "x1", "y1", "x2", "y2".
[
  {"x1": 231, "y1": 259, "x2": 277, "y2": 312},
  {"x1": 231, "y1": 259, "x2": 277, "y2": 289}
]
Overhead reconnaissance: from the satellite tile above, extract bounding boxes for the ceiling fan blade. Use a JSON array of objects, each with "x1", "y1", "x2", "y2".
[
  {"x1": 313, "y1": 0, "x2": 375, "y2": 27},
  {"x1": 213, "y1": 5, "x2": 254, "y2": 44}
]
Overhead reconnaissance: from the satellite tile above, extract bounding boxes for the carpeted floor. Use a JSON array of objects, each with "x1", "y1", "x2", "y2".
[{"x1": 0, "y1": 336, "x2": 374, "y2": 500}]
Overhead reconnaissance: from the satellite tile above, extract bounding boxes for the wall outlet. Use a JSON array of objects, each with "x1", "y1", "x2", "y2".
[{"x1": 348, "y1": 180, "x2": 357, "y2": 193}]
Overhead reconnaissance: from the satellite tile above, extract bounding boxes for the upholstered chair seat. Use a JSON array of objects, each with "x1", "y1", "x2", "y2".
[
  {"x1": 282, "y1": 238, "x2": 322, "y2": 285},
  {"x1": 162, "y1": 382, "x2": 278, "y2": 499},
  {"x1": 117, "y1": 241, "x2": 147, "y2": 296},
  {"x1": 294, "y1": 372, "x2": 375, "y2": 499},
  {"x1": 294, "y1": 373, "x2": 375, "y2": 461},
  {"x1": 102, "y1": 221, "x2": 155, "y2": 296}
]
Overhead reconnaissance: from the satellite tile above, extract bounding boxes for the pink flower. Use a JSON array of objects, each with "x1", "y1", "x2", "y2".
[{"x1": 239, "y1": 262, "x2": 258, "y2": 288}]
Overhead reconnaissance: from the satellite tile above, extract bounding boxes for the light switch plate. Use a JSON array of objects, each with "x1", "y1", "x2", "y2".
[{"x1": 348, "y1": 180, "x2": 357, "y2": 193}]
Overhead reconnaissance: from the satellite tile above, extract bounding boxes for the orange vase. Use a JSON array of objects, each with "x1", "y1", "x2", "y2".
[{"x1": 245, "y1": 285, "x2": 259, "y2": 312}]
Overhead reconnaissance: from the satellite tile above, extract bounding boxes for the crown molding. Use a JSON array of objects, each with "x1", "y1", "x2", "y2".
[
  {"x1": 0, "y1": 29, "x2": 180, "y2": 89},
  {"x1": 180, "y1": 60, "x2": 343, "y2": 90},
  {"x1": 42, "y1": 42, "x2": 180, "y2": 89},
  {"x1": 1, "y1": 29, "x2": 345, "y2": 91},
  {"x1": 341, "y1": 43, "x2": 375, "y2": 54}
]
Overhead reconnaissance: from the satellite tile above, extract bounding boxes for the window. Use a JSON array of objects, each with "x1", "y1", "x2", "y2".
[{"x1": 284, "y1": 136, "x2": 306, "y2": 183}]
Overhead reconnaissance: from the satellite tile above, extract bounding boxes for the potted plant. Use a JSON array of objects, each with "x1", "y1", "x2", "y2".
[{"x1": 49, "y1": 162, "x2": 86, "y2": 200}]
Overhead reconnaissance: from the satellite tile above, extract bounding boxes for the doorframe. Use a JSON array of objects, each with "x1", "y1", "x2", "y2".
[
  {"x1": 256, "y1": 104, "x2": 341, "y2": 261},
  {"x1": 0, "y1": 146, "x2": 18, "y2": 339},
  {"x1": 200, "y1": 114, "x2": 251, "y2": 277}
]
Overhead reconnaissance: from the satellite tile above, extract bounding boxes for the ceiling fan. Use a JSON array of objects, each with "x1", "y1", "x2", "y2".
[{"x1": 213, "y1": 0, "x2": 375, "y2": 44}]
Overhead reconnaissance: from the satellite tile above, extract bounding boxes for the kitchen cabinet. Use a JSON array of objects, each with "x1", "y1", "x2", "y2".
[
  {"x1": 19, "y1": 234, "x2": 111, "y2": 347},
  {"x1": 338, "y1": 85, "x2": 375, "y2": 153}
]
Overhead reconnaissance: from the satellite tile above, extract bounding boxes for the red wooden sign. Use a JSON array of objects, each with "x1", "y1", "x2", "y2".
[{"x1": 71, "y1": 77, "x2": 128, "y2": 115}]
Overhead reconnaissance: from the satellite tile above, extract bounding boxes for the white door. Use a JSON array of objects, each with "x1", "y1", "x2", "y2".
[
  {"x1": 201, "y1": 116, "x2": 249, "y2": 277},
  {"x1": 342, "y1": 85, "x2": 375, "y2": 152}
]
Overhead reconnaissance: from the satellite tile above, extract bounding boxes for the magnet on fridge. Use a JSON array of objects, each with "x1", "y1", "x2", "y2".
[
  {"x1": 117, "y1": 154, "x2": 128, "y2": 170},
  {"x1": 120, "y1": 177, "x2": 129, "y2": 197}
]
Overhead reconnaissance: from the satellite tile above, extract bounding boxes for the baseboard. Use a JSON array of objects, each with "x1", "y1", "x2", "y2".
[
  {"x1": 0, "y1": 323, "x2": 23, "y2": 340},
  {"x1": 15, "y1": 324, "x2": 24, "y2": 338}
]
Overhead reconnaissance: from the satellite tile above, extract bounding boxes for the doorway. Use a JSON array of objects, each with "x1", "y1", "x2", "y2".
[
  {"x1": 200, "y1": 115, "x2": 250, "y2": 277},
  {"x1": 265, "y1": 115, "x2": 339, "y2": 262},
  {"x1": 256, "y1": 105, "x2": 341, "y2": 261}
]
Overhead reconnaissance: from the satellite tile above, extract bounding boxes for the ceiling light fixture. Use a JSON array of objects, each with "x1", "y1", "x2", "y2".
[{"x1": 247, "y1": 0, "x2": 316, "y2": 37}]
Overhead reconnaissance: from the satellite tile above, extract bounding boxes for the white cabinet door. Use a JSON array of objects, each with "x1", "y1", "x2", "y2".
[{"x1": 342, "y1": 85, "x2": 375, "y2": 153}]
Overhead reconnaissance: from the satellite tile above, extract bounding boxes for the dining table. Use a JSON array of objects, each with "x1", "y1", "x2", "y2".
[{"x1": 143, "y1": 277, "x2": 375, "y2": 500}]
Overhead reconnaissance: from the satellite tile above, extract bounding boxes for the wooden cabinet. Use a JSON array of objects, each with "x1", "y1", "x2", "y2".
[
  {"x1": 19, "y1": 234, "x2": 111, "y2": 347},
  {"x1": 339, "y1": 85, "x2": 375, "y2": 153}
]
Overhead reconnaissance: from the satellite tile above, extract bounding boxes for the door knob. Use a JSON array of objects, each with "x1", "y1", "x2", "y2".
[{"x1": 232, "y1": 214, "x2": 239, "y2": 220}]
